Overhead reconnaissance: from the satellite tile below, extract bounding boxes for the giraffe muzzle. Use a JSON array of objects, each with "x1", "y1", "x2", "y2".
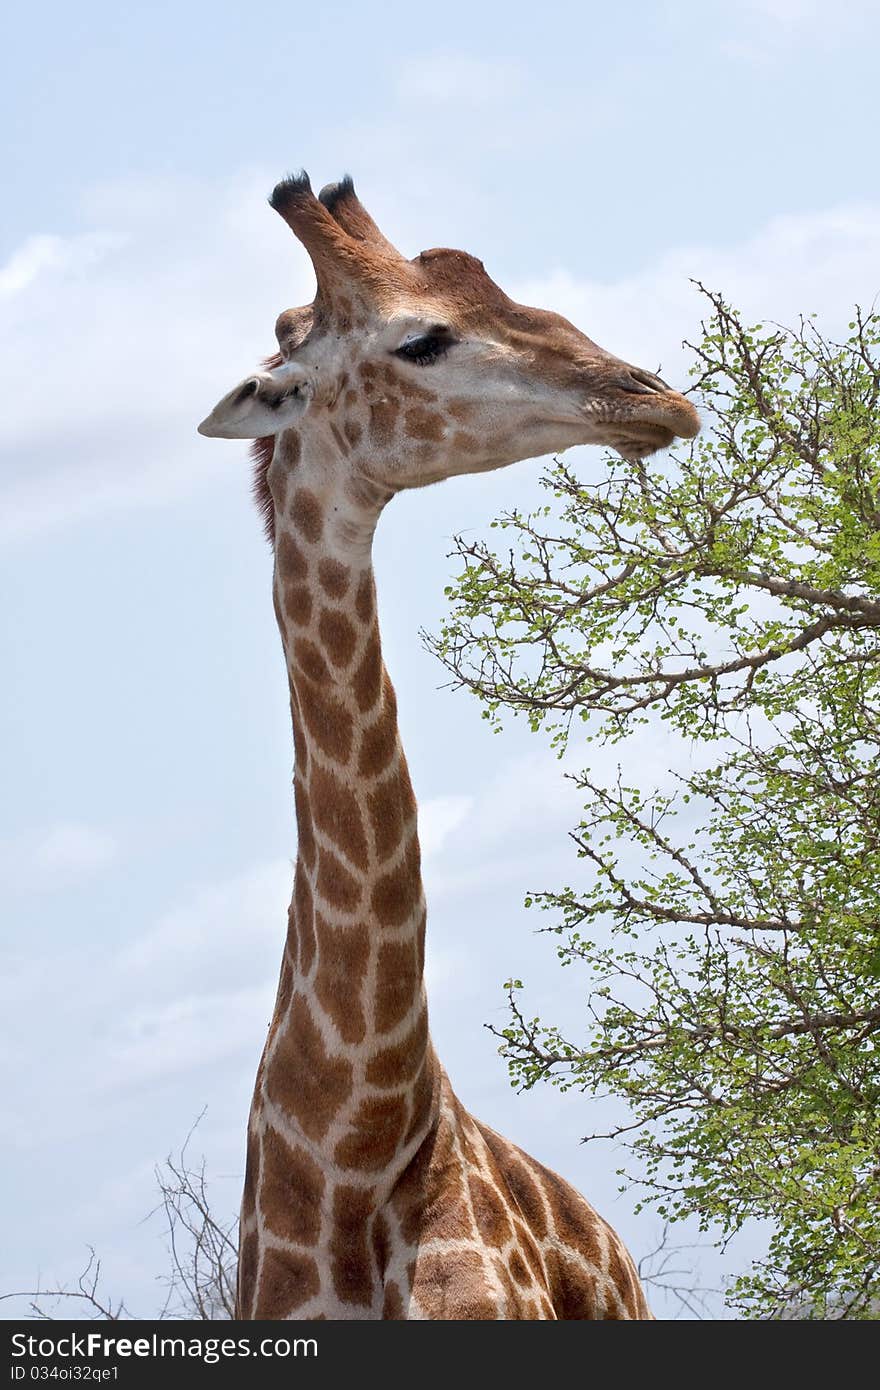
[{"x1": 613, "y1": 367, "x2": 701, "y2": 444}]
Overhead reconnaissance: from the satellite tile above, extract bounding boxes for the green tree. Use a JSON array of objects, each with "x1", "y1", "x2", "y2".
[{"x1": 428, "y1": 288, "x2": 880, "y2": 1319}]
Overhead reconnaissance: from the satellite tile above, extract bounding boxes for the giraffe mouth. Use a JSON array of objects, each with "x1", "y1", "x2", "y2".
[
  {"x1": 608, "y1": 378, "x2": 700, "y2": 457},
  {"x1": 606, "y1": 422, "x2": 678, "y2": 460}
]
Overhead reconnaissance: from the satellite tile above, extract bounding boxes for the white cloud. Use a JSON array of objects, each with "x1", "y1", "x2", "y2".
[
  {"x1": 33, "y1": 823, "x2": 118, "y2": 873},
  {"x1": 95, "y1": 986, "x2": 276, "y2": 1091},
  {"x1": 742, "y1": 0, "x2": 820, "y2": 20},
  {"x1": 418, "y1": 794, "x2": 473, "y2": 858},
  {"x1": 395, "y1": 54, "x2": 524, "y2": 107},
  {"x1": 704, "y1": 0, "x2": 874, "y2": 63},
  {"x1": 716, "y1": 37, "x2": 774, "y2": 68},
  {"x1": 0, "y1": 821, "x2": 117, "y2": 885},
  {"x1": 120, "y1": 857, "x2": 291, "y2": 986},
  {"x1": 0, "y1": 234, "x2": 116, "y2": 296},
  {"x1": 514, "y1": 204, "x2": 880, "y2": 387},
  {"x1": 1, "y1": 856, "x2": 288, "y2": 1144},
  {"x1": 424, "y1": 937, "x2": 467, "y2": 997}
]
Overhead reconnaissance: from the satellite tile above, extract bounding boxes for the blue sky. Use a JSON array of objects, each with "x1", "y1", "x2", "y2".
[{"x1": 2, "y1": 0, "x2": 878, "y2": 1319}]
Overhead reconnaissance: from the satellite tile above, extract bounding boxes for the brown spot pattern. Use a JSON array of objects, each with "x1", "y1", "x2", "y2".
[
  {"x1": 296, "y1": 680, "x2": 353, "y2": 765},
  {"x1": 491, "y1": 1255, "x2": 523, "y2": 1315},
  {"x1": 330, "y1": 1186, "x2": 374, "y2": 1305},
  {"x1": 550, "y1": 1248, "x2": 599, "y2": 1319},
  {"x1": 471, "y1": 1175, "x2": 514, "y2": 1248},
  {"x1": 334, "y1": 1095, "x2": 408, "y2": 1171},
  {"x1": 375, "y1": 940, "x2": 419, "y2": 1033},
  {"x1": 309, "y1": 764, "x2": 369, "y2": 871},
  {"x1": 292, "y1": 488, "x2": 323, "y2": 544},
  {"x1": 316, "y1": 845, "x2": 362, "y2": 913},
  {"x1": 260, "y1": 1126, "x2": 325, "y2": 1246},
  {"x1": 513, "y1": 1220, "x2": 547, "y2": 1283},
  {"x1": 237, "y1": 1231, "x2": 258, "y2": 1317},
  {"x1": 371, "y1": 835, "x2": 422, "y2": 928},
  {"x1": 273, "y1": 954, "x2": 294, "y2": 1019},
  {"x1": 367, "y1": 764, "x2": 415, "y2": 863},
  {"x1": 290, "y1": 691, "x2": 310, "y2": 776},
  {"x1": 606, "y1": 1238, "x2": 641, "y2": 1318},
  {"x1": 266, "y1": 995, "x2": 352, "y2": 1142},
  {"x1": 412, "y1": 1250, "x2": 497, "y2": 1320},
  {"x1": 276, "y1": 532, "x2": 308, "y2": 582},
  {"x1": 396, "y1": 376, "x2": 437, "y2": 403},
  {"x1": 392, "y1": 1134, "x2": 430, "y2": 1245},
  {"x1": 313, "y1": 915, "x2": 369, "y2": 1045},
  {"x1": 418, "y1": 1188, "x2": 474, "y2": 1244},
  {"x1": 398, "y1": 762, "x2": 418, "y2": 818},
  {"x1": 453, "y1": 430, "x2": 479, "y2": 452},
  {"x1": 284, "y1": 583, "x2": 313, "y2": 627},
  {"x1": 355, "y1": 572, "x2": 375, "y2": 623},
  {"x1": 293, "y1": 637, "x2": 330, "y2": 684},
  {"x1": 544, "y1": 1172, "x2": 602, "y2": 1265},
  {"x1": 293, "y1": 862, "x2": 316, "y2": 973},
  {"x1": 404, "y1": 1056, "x2": 437, "y2": 1142},
  {"x1": 367, "y1": 773, "x2": 404, "y2": 862},
  {"x1": 285, "y1": 430, "x2": 302, "y2": 464},
  {"x1": 364, "y1": 1007, "x2": 428, "y2": 1087},
  {"x1": 404, "y1": 407, "x2": 445, "y2": 442},
  {"x1": 371, "y1": 1212, "x2": 390, "y2": 1273},
  {"x1": 317, "y1": 557, "x2": 350, "y2": 599},
  {"x1": 318, "y1": 609, "x2": 357, "y2": 668},
  {"x1": 358, "y1": 703, "x2": 399, "y2": 778},
  {"x1": 395, "y1": 1131, "x2": 472, "y2": 1246},
  {"x1": 500, "y1": 1155, "x2": 549, "y2": 1240},
  {"x1": 293, "y1": 776, "x2": 316, "y2": 870},
  {"x1": 382, "y1": 1282, "x2": 404, "y2": 1318},
  {"x1": 241, "y1": 1128, "x2": 260, "y2": 1223},
  {"x1": 254, "y1": 1248, "x2": 320, "y2": 1317},
  {"x1": 352, "y1": 629, "x2": 383, "y2": 712}
]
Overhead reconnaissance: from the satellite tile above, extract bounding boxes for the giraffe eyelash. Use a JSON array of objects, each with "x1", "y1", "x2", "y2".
[{"x1": 394, "y1": 330, "x2": 457, "y2": 367}]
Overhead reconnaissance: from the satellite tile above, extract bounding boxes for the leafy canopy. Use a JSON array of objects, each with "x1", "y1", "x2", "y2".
[{"x1": 429, "y1": 289, "x2": 880, "y2": 1318}]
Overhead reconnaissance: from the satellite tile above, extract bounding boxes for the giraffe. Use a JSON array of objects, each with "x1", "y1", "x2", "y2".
[{"x1": 198, "y1": 172, "x2": 699, "y2": 1320}]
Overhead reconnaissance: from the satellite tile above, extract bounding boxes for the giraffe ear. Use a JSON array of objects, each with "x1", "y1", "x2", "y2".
[{"x1": 197, "y1": 363, "x2": 312, "y2": 439}]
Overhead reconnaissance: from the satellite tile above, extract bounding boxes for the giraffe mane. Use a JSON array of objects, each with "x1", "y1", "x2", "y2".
[{"x1": 250, "y1": 351, "x2": 284, "y2": 546}]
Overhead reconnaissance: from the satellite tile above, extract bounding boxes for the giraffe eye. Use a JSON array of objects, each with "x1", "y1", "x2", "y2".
[{"x1": 395, "y1": 329, "x2": 457, "y2": 366}]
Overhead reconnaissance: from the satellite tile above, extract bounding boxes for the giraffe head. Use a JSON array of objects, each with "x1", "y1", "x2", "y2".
[{"x1": 199, "y1": 173, "x2": 699, "y2": 499}]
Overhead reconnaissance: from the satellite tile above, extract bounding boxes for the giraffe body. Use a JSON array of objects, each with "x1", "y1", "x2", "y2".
[{"x1": 198, "y1": 173, "x2": 699, "y2": 1320}]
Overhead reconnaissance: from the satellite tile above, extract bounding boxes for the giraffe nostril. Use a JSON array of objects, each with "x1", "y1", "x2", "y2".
[{"x1": 618, "y1": 367, "x2": 671, "y2": 396}]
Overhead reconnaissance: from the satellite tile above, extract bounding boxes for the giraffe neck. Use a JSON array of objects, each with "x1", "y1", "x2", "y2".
[
  {"x1": 238, "y1": 431, "x2": 653, "y2": 1324},
  {"x1": 257, "y1": 430, "x2": 438, "y2": 1202}
]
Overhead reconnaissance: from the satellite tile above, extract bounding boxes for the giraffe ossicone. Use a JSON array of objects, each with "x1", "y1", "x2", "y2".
[{"x1": 198, "y1": 171, "x2": 699, "y2": 1320}]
